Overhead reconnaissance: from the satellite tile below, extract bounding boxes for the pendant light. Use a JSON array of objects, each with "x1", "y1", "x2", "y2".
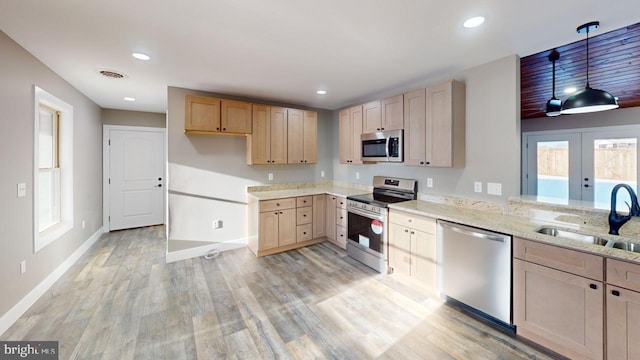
[
  {"x1": 561, "y1": 21, "x2": 619, "y2": 114},
  {"x1": 546, "y1": 49, "x2": 562, "y2": 117}
]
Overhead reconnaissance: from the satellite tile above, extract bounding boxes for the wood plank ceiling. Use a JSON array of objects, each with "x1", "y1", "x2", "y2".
[{"x1": 521, "y1": 22, "x2": 640, "y2": 120}]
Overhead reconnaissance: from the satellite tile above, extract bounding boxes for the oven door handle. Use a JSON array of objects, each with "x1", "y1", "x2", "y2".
[
  {"x1": 385, "y1": 136, "x2": 391, "y2": 160},
  {"x1": 347, "y1": 206, "x2": 385, "y2": 221}
]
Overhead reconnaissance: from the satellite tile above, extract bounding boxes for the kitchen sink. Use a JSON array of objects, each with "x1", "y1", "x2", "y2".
[
  {"x1": 606, "y1": 240, "x2": 640, "y2": 253},
  {"x1": 535, "y1": 226, "x2": 609, "y2": 246}
]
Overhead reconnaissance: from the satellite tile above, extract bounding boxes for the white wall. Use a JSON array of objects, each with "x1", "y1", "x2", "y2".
[
  {"x1": 333, "y1": 55, "x2": 522, "y2": 202},
  {"x1": 166, "y1": 87, "x2": 334, "y2": 254},
  {"x1": 102, "y1": 108, "x2": 166, "y2": 128},
  {"x1": 0, "y1": 31, "x2": 102, "y2": 317}
]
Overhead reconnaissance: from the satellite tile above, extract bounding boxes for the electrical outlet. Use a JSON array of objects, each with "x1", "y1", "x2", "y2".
[
  {"x1": 427, "y1": 178, "x2": 433, "y2": 188},
  {"x1": 474, "y1": 182, "x2": 482, "y2": 193},
  {"x1": 321, "y1": 170, "x2": 325, "y2": 178},
  {"x1": 268, "y1": 173, "x2": 273, "y2": 181},
  {"x1": 20, "y1": 260, "x2": 26, "y2": 275},
  {"x1": 487, "y1": 182, "x2": 502, "y2": 196},
  {"x1": 356, "y1": 172, "x2": 360, "y2": 180},
  {"x1": 17, "y1": 183, "x2": 26, "y2": 198},
  {"x1": 213, "y1": 220, "x2": 223, "y2": 229}
]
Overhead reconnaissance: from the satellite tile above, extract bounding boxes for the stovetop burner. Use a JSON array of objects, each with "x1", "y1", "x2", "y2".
[
  {"x1": 347, "y1": 193, "x2": 412, "y2": 207},
  {"x1": 346, "y1": 176, "x2": 418, "y2": 208}
]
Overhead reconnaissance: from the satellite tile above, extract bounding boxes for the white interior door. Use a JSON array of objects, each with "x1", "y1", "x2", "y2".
[{"x1": 107, "y1": 127, "x2": 165, "y2": 231}]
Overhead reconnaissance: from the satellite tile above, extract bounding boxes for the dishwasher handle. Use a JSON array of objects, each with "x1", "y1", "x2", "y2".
[{"x1": 440, "y1": 221, "x2": 508, "y2": 243}]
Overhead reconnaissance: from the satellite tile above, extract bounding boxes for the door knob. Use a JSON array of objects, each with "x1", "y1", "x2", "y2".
[{"x1": 154, "y1": 184, "x2": 162, "y2": 188}]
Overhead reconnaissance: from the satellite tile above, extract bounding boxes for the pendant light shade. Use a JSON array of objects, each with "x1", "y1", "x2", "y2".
[
  {"x1": 561, "y1": 21, "x2": 619, "y2": 115},
  {"x1": 546, "y1": 49, "x2": 562, "y2": 117}
]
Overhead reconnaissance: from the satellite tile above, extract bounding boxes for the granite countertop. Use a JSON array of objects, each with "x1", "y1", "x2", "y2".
[
  {"x1": 389, "y1": 200, "x2": 640, "y2": 264},
  {"x1": 247, "y1": 184, "x2": 369, "y2": 201}
]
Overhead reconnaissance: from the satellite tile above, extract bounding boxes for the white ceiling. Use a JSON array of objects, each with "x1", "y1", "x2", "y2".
[{"x1": 0, "y1": 0, "x2": 638, "y2": 113}]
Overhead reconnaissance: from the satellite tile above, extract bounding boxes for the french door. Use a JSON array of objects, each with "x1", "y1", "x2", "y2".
[{"x1": 523, "y1": 126, "x2": 640, "y2": 208}]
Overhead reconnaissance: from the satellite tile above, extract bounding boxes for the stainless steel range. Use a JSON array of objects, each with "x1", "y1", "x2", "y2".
[{"x1": 346, "y1": 176, "x2": 417, "y2": 273}]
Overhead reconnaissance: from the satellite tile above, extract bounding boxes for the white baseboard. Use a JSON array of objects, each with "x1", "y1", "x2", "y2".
[
  {"x1": 0, "y1": 227, "x2": 104, "y2": 336},
  {"x1": 166, "y1": 238, "x2": 247, "y2": 263}
]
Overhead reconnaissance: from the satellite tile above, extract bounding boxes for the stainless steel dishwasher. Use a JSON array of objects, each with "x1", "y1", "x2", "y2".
[{"x1": 438, "y1": 220, "x2": 513, "y2": 330}]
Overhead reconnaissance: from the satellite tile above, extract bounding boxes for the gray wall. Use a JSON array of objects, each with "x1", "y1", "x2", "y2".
[
  {"x1": 0, "y1": 31, "x2": 102, "y2": 317},
  {"x1": 333, "y1": 55, "x2": 522, "y2": 203},
  {"x1": 166, "y1": 87, "x2": 334, "y2": 252},
  {"x1": 522, "y1": 106, "x2": 640, "y2": 132},
  {"x1": 102, "y1": 108, "x2": 166, "y2": 128}
]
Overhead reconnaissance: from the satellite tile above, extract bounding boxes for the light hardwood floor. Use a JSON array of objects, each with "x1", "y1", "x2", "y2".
[{"x1": 1, "y1": 226, "x2": 560, "y2": 359}]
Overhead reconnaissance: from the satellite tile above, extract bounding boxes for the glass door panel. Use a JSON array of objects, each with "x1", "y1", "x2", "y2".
[{"x1": 582, "y1": 132, "x2": 639, "y2": 209}]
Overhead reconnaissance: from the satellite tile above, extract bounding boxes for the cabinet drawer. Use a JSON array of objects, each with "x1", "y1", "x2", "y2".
[
  {"x1": 336, "y1": 196, "x2": 347, "y2": 209},
  {"x1": 259, "y1": 198, "x2": 296, "y2": 212},
  {"x1": 297, "y1": 206, "x2": 312, "y2": 225},
  {"x1": 607, "y1": 258, "x2": 640, "y2": 292},
  {"x1": 296, "y1": 196, "x2": 313, "y2": 207},
  {"x1": 389, "y1": 211, "x2": 436, "y2": 234},
  {"x1": 336, "y1": 225, "x2": 347, "y2": 248},
  {"x1": 297, "y1": 224, "x2": 313, "y2": 242},
  {"x1": 514, "y1": 237, "x2": 603, "y2": 281},
  {"x1": 336, "y1": 208, "x2": 347, "y2": 227}
]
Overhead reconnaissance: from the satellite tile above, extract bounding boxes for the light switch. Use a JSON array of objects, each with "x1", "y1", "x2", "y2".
[
  {"x1": 474, "y1": 182, "x2": 482, "y2": 193},
  {"x1": 321, "y1": 170, "x2": 325, "y2": 178},
  {"x1": 268, "y1": 173, "x2": 273, "y2": 181},
  {"x1": 487, "y1": 182, "x2": 502, "y2": 196},
  {"x1": 427, "y1": 178, "x2": 433, "y2": 188},
  {"x1": 17, "y1": 183, "x2": 26, "y2": 198}
]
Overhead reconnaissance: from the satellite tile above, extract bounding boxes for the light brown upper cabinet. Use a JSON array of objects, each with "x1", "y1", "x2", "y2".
[
  {"x1": 184, "y1": 94, "x2": 221, "y2": 132},
  {"x1": 362, "y1": 95, "x2": 404, "y2": 134},
  {"x1": 221, "y1": 99, "x2": 252, "y2": 134},
  {"x1": 362, "y1": 100, "x2": 382, "y2": 134},
  {"x1": 339, "y1": 105, "x2": 363, "y2": 164},
  {"x1": 404, "y1": 80, "x2": 465, "y2": 168},
  {"x1": 247, "y1": 105, "x2": 288, "y2": 165},
  {"x1": 381, "y1": 94, "x2": 404, "y2": 131},
  {"x1": 287, "y1": 109, "x2": 317, "y2": 164},
  {"x1": 184, "y1": 95, "x2": 252, "y2": 135}
]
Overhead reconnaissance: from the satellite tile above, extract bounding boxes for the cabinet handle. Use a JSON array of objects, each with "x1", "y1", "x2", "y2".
[
  {"x1": 304, "y1": 160, "x2": 307, "y2": 163},
  {"x1": 589, "y1": 284, "x2": 598, "y2": 290},
  {"x1": 303, "y1": 214, "x2": 307, "y2": 217},
  {"x1": 420, "y1": 161, "x2": 424, "y2": 165},
  {"x1": 410, "y1": 231, "x2": 415, "y2": 235},
  {"x1": 404, "y1": 229, "x2": 409, "y2": 233},
  {"x1": 408, "y1": 219, "x2": 412, "y2": 222},
  {"x1": 274, "y1": 212, "x2": 278, "y2": 215},
  {"x1": 223, "y1": 127, "x2": 227, "y2": 131},
  {"x1": 376, "y1": 128, "x2": 380, "y2": 131},
  {"x1": 426, "y1": 161, "x2": 430, "y2": 165},
  {"x1": 300, "y1": 160, "x2": 304, "y2": 163},
  {"x1": 216, "y1": 127, "x2": 220, "y2": 130},
  {"x1": 381, "y1": 127, "x2": 385, "y2": 130},
  {"x1": 279, "y1": 211, "x2": 283, "y2": 215},
  {"x1": 612, "y1": 290, "x2": 621, "y2": 296},
  {"x1": 303, "y1": 231, "x2": 307, "y2": 235}
]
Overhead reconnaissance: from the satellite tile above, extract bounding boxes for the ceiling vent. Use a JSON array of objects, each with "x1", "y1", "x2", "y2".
[{"x1": 98, "y1": 69, "x2": 127, "y2": 79}]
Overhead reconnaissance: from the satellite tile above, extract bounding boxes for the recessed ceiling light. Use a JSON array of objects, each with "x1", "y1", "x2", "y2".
[
  {"x1": 564, "y1": 87, "x2": 577, "y2": 94},
  {"x1": 132, "y1": 52, "x2": 150, "y2": 61},
  {"x1": 463, "y1": 16, "x2": 485, "y2": 29},
  {"x1": 316, "y1": 90, "x2": 327, "y2": 95},
  {"x1": 124, "y1": 97, "x2": 136, "y2": 101}
]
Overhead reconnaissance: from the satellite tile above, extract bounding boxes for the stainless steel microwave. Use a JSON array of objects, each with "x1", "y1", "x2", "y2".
[{"x1": 361, "y1": 129, "x2": 403, "y2": 162}]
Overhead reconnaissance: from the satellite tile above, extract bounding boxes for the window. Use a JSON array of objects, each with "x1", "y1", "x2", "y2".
[
  {"x1": 522, "y1": 125, "x2": 640, "y2": 210},
  {"x1": 34, "y1": 86, "x2": 73, "y2": 252}
]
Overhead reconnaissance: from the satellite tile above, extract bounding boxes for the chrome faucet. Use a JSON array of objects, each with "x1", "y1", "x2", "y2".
[{"x1": 609, "y1": 184, "x2": 640, "y2": 235}]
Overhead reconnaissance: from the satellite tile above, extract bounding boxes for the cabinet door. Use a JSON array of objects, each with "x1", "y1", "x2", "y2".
[
  {"x1": 325, "y1": 196, "x2": 337, "y2": 241},
  {"x1": 221, "y1": 99, "x2": 252, "y2": 134},
  {"x1": 185, "y1": 95, "x2": 221, "y2": 132},
  {"x1": 287, "y1": 108, "x2": 304, "y2": 164},
  {"x1": 362, "y1": 100, "x2": 382, "y2": 133},
  {"x1": 339, "y1": 109, "x2": 352, "y2": 164},
  {"x1": 303, "y1": 111, "x2": 317, "y2": 163},
  {"x1": 382, "y1": 94, "x2": 404, "y2": 131},
  {"x1": 270, "y1": 107, "x2": 288, "y2": 164},
  {"x1": 259, "y1": 211, "x2": 279, "y2": 250},
  {"x1": 248, "y1": 104, "x2": 270, "y2": 165},
  {"x1": 313, "y1": 194, "x2": 326, "y2": 239},
  {"x1": 425, "y1": 81, "x2": 453, "y2": 167},
  {"x1": 403, "y1": 89, "x2": 426, "y2": 166},
  {"x1": 411, "y1": 229, "x2": 437, "y2": 289},
  {"x1": 350, "y1": 105, "x2": 363, "y2": 164},
  {"x1": 513, "y1": 259, "x2": 604, "y2": 360},
  {"x1": 389, "y1": 223, "x2": 411, "y2": 276},
  {"x1": 607, "y1": 285, "x2": 640, "y2": 360},
  {"x1": 278, "y1": 208, "x2": 297, "y2": 246}
]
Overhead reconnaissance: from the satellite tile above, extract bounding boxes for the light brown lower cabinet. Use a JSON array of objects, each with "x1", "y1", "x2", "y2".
[
  {"x1": 325, "y1": 195, "x2": 347, "y2": 249},
  {"x1": 248, "y1": 196, "x2": 327, "y2": 256},
  {"x1": 513, "y1": 237, "x2": 604, "y2": 360},
  {"x1": 388, "y1": 210, "x2": 437, "y2": 290},
  {"x1": 312, "y1": 195, "x2": 326, "y2": 239},
  {"x1": 606, "y1": 258, "x2": 640, "y2": 360}
]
